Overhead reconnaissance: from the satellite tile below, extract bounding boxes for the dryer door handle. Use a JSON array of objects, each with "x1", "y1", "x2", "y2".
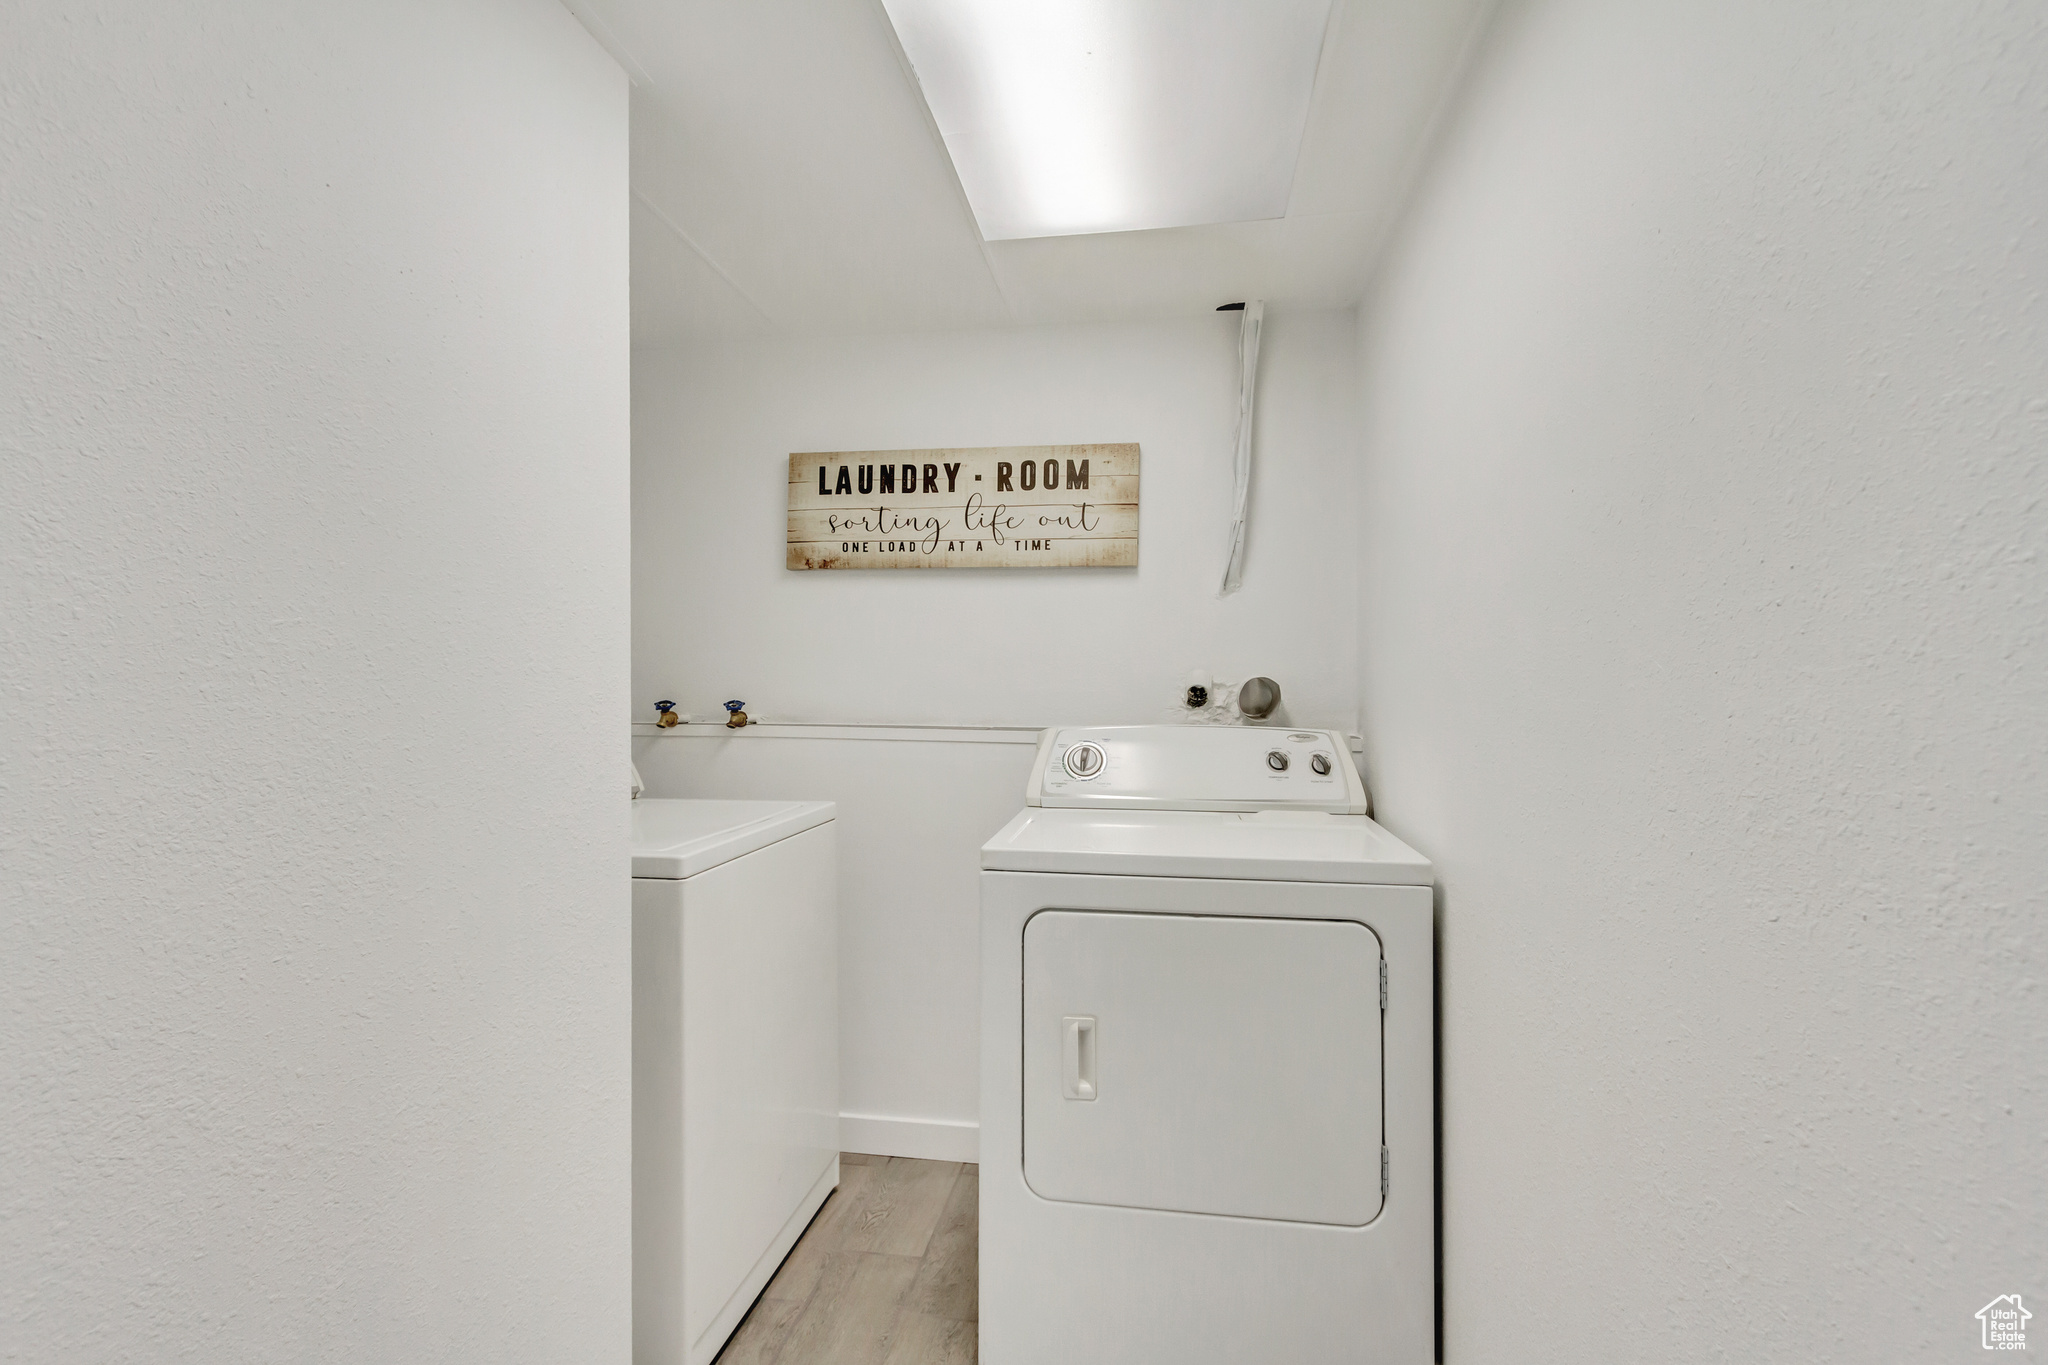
[{"x1": 1062, "y1": 1015, "x2": 1098, "y2": 1101}]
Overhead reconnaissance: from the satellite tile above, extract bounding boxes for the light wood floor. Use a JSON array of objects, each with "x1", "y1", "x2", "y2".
[{"x1": 716, "y1": 1154, "x2": 978, "y2": 1365}]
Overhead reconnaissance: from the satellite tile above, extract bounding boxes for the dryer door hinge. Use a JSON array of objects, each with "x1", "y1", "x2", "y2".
[
  {"x1": 1381, "y1": 1145, "x2": 1389, "y2": 1199},
  {"x1": 1379, "y1": 959, "x2": 1388, "y2": 1012}
]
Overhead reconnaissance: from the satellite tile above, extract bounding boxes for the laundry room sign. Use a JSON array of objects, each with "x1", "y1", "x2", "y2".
[{"x1": 786, "y1": 444, "x2": 1139, "y2": 570}]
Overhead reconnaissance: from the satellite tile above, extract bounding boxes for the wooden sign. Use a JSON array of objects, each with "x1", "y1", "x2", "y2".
[{"x1": 787, "y1": 444, "x2": 1138, "y2": 570}]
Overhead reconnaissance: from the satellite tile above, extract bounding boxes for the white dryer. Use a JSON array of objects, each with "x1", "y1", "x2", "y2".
[{"x1": 979, "y1": 726, "x2": 1434, "y2": 1365}]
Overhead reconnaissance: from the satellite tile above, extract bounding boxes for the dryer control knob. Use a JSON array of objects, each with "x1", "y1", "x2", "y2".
[
  {"x1": 1064, "y1": 742, "x2": 1105, "y2": 779},
  {"x1": 1267, "y1": 750, "x2": 1290, "y2": 772},
  {"x1": 1311, "y1": 753, "x2": 1332, "y2": 775}
]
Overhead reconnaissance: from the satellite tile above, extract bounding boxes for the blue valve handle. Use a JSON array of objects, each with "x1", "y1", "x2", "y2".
[{"x1": 724, "y1": 700, "x2": 746, "y2": 715}]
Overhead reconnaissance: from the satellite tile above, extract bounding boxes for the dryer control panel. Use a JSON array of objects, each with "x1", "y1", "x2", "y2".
[{"x1": 1028, "y1": 725, "x2": 1369, "y2": 814}]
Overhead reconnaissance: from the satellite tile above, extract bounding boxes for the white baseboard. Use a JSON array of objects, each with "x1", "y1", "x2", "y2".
[{"x1": 839, "y1": 1112, "x2": 980, "y2": 1164}]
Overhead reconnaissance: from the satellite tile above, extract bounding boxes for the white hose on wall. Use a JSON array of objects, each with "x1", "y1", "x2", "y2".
[{"x1": 1219, "y1": 299, "x2": 1263, "y2": 596}]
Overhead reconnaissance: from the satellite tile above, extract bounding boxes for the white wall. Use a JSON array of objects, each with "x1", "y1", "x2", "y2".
[
  {"x1": 1352, "y1": 2, "x2": 2046, "y2": 1360},
  {"x1": 633, "y1": 312, "x2": 1361, "y2": 729},
  {"x1": 632, "y1": 314, "x2": 1361, "y2": 1145},
  {"x1": 0, "y1": 4, "x2": 630, "y2": 1359}
]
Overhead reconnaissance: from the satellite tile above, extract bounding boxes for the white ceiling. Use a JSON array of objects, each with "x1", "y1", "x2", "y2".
[{"x1": 563, "y1": 0, "x2": 1493, "y2": 346}]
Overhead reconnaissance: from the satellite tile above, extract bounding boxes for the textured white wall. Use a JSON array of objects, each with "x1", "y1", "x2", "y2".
[
  {"x1": 1353, "y1": 2, "x2": 2046, "y2": 1359},
  {"x1": 632, "y1": 313, "x2": 1362, "y2": 731},
  {"x1": 0, "y1": 4, "x2": 630, "y2": 1359}
]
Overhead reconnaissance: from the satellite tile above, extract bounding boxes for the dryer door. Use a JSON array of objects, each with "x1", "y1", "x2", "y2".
[{"x1": 1022, "y1": 909, "x2": 1384, "y2": 1226}]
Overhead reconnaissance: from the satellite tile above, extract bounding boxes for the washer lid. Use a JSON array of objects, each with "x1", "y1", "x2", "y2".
[
  {"x1": 631, "y1": 798, "x2": 834, "y2": 879},
  {"x1": 980, "y1": 806, "x2": 1432, "y2": 885}
]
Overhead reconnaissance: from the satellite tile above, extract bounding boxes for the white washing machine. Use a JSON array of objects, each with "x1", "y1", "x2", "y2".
[
  {"x1": 979, "y1": 726, "x2": 1434, "y2": 1364},
  {"x1": 633, "y1": 799, "x2": 839, "y2": 1365}
]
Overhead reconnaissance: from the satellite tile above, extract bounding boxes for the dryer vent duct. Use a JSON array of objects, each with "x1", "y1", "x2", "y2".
[{"x1": 1218, "y1": 300, "x2": 1263, "y2": 595}]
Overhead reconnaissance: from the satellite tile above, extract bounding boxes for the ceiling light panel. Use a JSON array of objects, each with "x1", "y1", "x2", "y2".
[{"x1": 882, "y1": 0, "x2": 1332, "y2": 241}]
